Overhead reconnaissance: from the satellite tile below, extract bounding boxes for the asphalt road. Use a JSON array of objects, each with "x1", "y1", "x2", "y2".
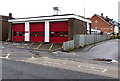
[
  {"x1": 1, "y1": 39, "x2": 119, "y2": 64},
  {"x1": 2, "y1": 59, "x2": 114, "y2": 79},
  {"x1": 48, "y1": 39, "x2": 119, "y2": 64},
  {"x1": 0, "y1": 39, "x2": 119, "y2": 79}
]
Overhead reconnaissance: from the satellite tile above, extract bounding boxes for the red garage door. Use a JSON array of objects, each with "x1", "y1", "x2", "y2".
[
  {"x1": 50, "y1": 21, "x2": 68, "y2": 43},
  {"x1": 30, "y1": 23, "x2": 45, "y2": 42},
  {"x1": 13, "y1": 24, "x2": 25, "y2": 41}
]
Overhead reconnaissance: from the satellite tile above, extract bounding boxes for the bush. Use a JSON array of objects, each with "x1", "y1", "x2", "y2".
[{"x1": 114, "y1": 35, "x2": 120, "y2": 39}]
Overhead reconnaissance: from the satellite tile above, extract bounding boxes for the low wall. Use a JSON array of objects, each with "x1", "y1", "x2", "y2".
[
  {"x1": 63, "y1": 35, "x2": 111, "y2": 51},
  {"x1": 63, "y1": 40, "x2": 74, "y2": 51}
]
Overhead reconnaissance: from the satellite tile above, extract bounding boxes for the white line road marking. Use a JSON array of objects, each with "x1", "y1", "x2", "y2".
[
  {"x1": 78, "y1": 65, "x2": 107, "y2": 73},
  {"x1": 63, "y1": 62, "x2": 66, "y2": 64},
  {"x1": 31, "y1": 56, "x2": 35, "y2": 59},
  {"x1": 5, "y1": 53, "x2": 10, "y2": 58},
  {"x1": 102, "y1": 69, "x2": 107, "y2": 72}
]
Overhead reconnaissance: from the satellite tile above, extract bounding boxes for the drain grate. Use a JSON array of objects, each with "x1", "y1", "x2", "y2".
[
  {"x1": 92, "y1": 58, "x2": 112, "y2": 62},
  {"x1": 92, "y1": 58, "x2": 118, "y2": 63}
]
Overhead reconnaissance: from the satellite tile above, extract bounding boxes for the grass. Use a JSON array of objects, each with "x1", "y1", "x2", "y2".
[{"x1": 64, "y1": 48, "x2": 75, "y2": 52}]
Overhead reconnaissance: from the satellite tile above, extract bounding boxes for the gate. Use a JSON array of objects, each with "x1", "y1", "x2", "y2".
[
  {"x1": 50, "y1": 21, "x2": 68, "y2": 43},
  {"x1": 13, "y1": 24, "x2": 25, "y2": 41},
  {"x1": 30, "y1": 23, "x2": 45, "y2": 42}
]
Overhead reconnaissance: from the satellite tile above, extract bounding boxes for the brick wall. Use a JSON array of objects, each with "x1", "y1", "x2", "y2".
[
  {"x1": 68, "y1": 18, "x2": 87, "y2": 40},
  {"x1": 2, "y1": 21, "x2": 10, "y2": 41},
  {"x1": 91, "y1": 15, "x2": 114, "y2": 34},
  {"x1": 0, "y1": 16, "x2": 11, "y2": 41}
]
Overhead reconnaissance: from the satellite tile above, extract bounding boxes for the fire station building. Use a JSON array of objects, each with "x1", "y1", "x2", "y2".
[{"x1": 8, "y1": 14, "x2": 91, "y2": 43}]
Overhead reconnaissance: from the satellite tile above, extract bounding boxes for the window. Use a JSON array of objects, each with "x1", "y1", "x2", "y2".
[
  {"x1": 51, "y1": 32, "x2": 55, "y2": 34},
  {"x1": 55, "y1": 35, "x2": 59, "y2": 37},
  {"x1": 60, "y1": 35, "x2": 64, "y2": 37},
  {"x1": 19, "y1": 34, "x2": 23, "y2": 36},
  {"x1": 64, "y1": 35, "x2": 68, "y2": 37},
  {"x1": 95, "y1": 20, "x2": 98, "y2": 23},
  {"x1": 95, "y1": 27, "x2": 98, "y2": 29},
  {"x1": 51, "y1": 34, "x2": 54, "y2": 37},
  {"x1": 19, "y1": 32, "x2": 23, "y2": 33},
  {"x1": 16, "y1": 34, "x2": 19, "y2": 36},
  {"x1": 60, "y1": 32, "x2": 63, "y2": 34},
  {"x1": 64, "y1": 32, "x2": 68, "y2": 34},
  {"x1": 110, "y1": 26, "x2": 113, "y2": 30},
  {"x1": 30, "y1": 32, "x2": 44, "y2": 36},
  {"x1": 13, "y1": 32, "x2": 25, "y2": 36},
  {"x1": 50, "y1": 31, "x2": 68, "y2": 37},
  {"x1": 55, "y1": 32, "x2": 58, "y2": 34}
]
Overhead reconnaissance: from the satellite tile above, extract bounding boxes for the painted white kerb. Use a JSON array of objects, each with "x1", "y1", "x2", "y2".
[
  {"x1": 45, "y1": 21, "x2": 50, "y2": 42},
  {"x1": 25, "y1": 22, "x2": 30, "y2": 41}
]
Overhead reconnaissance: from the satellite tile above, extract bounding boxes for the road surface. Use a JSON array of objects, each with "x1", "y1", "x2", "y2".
[
  {"x1": 2, "y1": 59, "x2": 113, "y2": 79},
  {"x1": 0, "y1": 39, "x2": 119, "y2": 79},
  {"x1": 49, "y1": 39, "x2": 119, "y2": 64}
]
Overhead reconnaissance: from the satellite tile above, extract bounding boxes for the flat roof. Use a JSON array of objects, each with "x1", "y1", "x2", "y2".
[{"x1": 8, "y1": 14, "x2": 91, "y2": 23}]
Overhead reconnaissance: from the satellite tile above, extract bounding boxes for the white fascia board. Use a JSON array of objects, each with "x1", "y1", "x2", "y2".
[
  {"x1": 8, "y1": 16, "x2": 71, "y2": 22},
  {"x1": 10, "y1": 19, "x2": 69, "y2": 24},
  {"x1": 8, "y1": 15, "x2": 91, "y2": 23},
  {"x1": 73, "y1": 16, "x2": 91, "y2": 23}
]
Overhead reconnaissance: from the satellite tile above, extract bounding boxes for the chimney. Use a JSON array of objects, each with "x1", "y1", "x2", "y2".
[
  {"x1": 101, "y1": 13, "x2": 103, "y2": 17},
  {"x1": 105, "y1": 16, "x2": 110, "y2": 22},
  {"x1": 9, "y1": 13, "x2": 13, "y2": 19},
  {"x1": 106, "y1": 16, "x2": 108, "y2": 19}
]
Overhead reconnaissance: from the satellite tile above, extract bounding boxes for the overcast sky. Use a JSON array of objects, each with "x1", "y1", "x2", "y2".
[{"x1": 0, "y1": 0, "x2": 119, "y2": 21}]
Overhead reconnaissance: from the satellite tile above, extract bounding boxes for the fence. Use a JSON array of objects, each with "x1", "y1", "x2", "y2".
[{"x1": 63, "y1": 35, "x2": 111, "y2": 51}]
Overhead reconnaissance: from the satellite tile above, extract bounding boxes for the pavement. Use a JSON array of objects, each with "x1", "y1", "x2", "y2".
[
  {"x1": 0, "y1": 39, "x2": 119, "y2": 79},
  {"x1": 18, "y1": 56, "x2": 118, "y2": 78},
  {"x1": 2, "y1": 59, "x2": 114, "y2": 79}
]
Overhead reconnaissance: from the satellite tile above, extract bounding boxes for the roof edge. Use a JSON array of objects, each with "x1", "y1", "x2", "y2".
[{"x1": 9, "y1": 14, "x2": 91, "y2": 23}]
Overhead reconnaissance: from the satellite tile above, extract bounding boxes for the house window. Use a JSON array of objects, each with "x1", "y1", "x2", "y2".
[
  {"x1": 95, "y1": 20, "x2": 98, "y2": 23},
  {"x1": 95, "y1": 27, "x2": 98, "y2": 29},
  {"x1": 110, "y1": 26, "x2": 113, "y2": 30}
]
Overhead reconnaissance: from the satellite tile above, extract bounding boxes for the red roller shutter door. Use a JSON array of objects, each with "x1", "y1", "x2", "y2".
[
  {"x1": 13, "y1": 24, "x2": 25, "y2": 41},
  {"x1": 30, "y1": 23, "x2": 45, "y2": 42},
  {"x1": 50, "y1": 21, "x2": 68, "y2": 43}
]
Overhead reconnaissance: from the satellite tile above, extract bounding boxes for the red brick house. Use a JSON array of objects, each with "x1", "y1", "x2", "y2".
[{"x1": 90, "y1": 13, "x2": 115, "y2": 35}]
